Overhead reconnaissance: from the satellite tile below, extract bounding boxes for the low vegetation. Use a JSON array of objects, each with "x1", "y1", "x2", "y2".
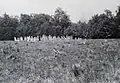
[{"x1": 0, "y1": 39, "x2": 120, "y2": 83}]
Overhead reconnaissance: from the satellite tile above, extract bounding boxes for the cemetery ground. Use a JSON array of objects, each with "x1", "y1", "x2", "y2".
[{"x1": 0, "y1": 39, "x2": 120, "y2": 83}]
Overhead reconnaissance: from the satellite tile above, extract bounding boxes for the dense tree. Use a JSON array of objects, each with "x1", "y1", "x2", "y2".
[
  {"x1": 115, "y1": 6, "x2": 120, "y2": 37},
  {"x1": 115, "y1": 6, "x2": 120, "y2": 27},
  {"x1": 55, "y1": 25, "x2": 63, "y2": 37},
  {"x1": 64, "y1": 23, "x2": 79, "y2": 38},
  {"x1": 33, "y1": 14, "x2": 55, "y2": 37},
  {"x1": 0, "y1": 13, "x2": 18, "y2": 40},
  {"x1": 64, "y1": 22, "x2": 88, "y2": 39},
  {"x1": 77, "y1": 21, "x2": 89, "y2": 38},
  {"x1": 0, "y1": 6, "x2": 120, "y2": 40},
  {"x1": 54, "y1": 7, "x2": 71, "y2": 36},
  {"x1": 0, "y1": 27, "x2": 16, "y2": 40},
  {"x1": 87, "y1": 10, "x2": 117, "y2": 39}
]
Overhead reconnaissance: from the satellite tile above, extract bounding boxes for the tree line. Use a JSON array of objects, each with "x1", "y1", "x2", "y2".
[{"x1": 0, "y1": 6, "x2": 120, "y2": 40}]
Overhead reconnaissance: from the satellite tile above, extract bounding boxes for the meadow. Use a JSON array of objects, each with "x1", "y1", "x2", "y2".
[{"x1": 0, "y1": 39, "x2": 120, "y2": 83}]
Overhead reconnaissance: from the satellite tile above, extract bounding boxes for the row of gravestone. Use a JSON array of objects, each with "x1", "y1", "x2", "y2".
[{"x1": 14, "y1": 35, "x2": 82, "y2": 42}]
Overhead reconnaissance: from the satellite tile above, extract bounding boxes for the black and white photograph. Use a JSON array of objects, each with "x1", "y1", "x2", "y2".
[{"x1": 0, "y1": 0, "x2": 120, "y2": 83}]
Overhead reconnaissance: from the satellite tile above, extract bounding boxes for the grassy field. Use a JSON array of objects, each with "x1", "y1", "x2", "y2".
[{"x1": 0, "y1": 39, "x2": 120, "y2": 83}]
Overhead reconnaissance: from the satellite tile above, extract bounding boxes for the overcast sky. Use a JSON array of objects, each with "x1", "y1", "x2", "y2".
[{"x1": 0, "y1": 0, "x2": 119, "y2": 22}]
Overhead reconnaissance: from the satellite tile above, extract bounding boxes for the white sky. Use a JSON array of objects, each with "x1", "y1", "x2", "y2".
[{"x1": 0, "y1": 0, "x2": 119, "y2": 22}]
